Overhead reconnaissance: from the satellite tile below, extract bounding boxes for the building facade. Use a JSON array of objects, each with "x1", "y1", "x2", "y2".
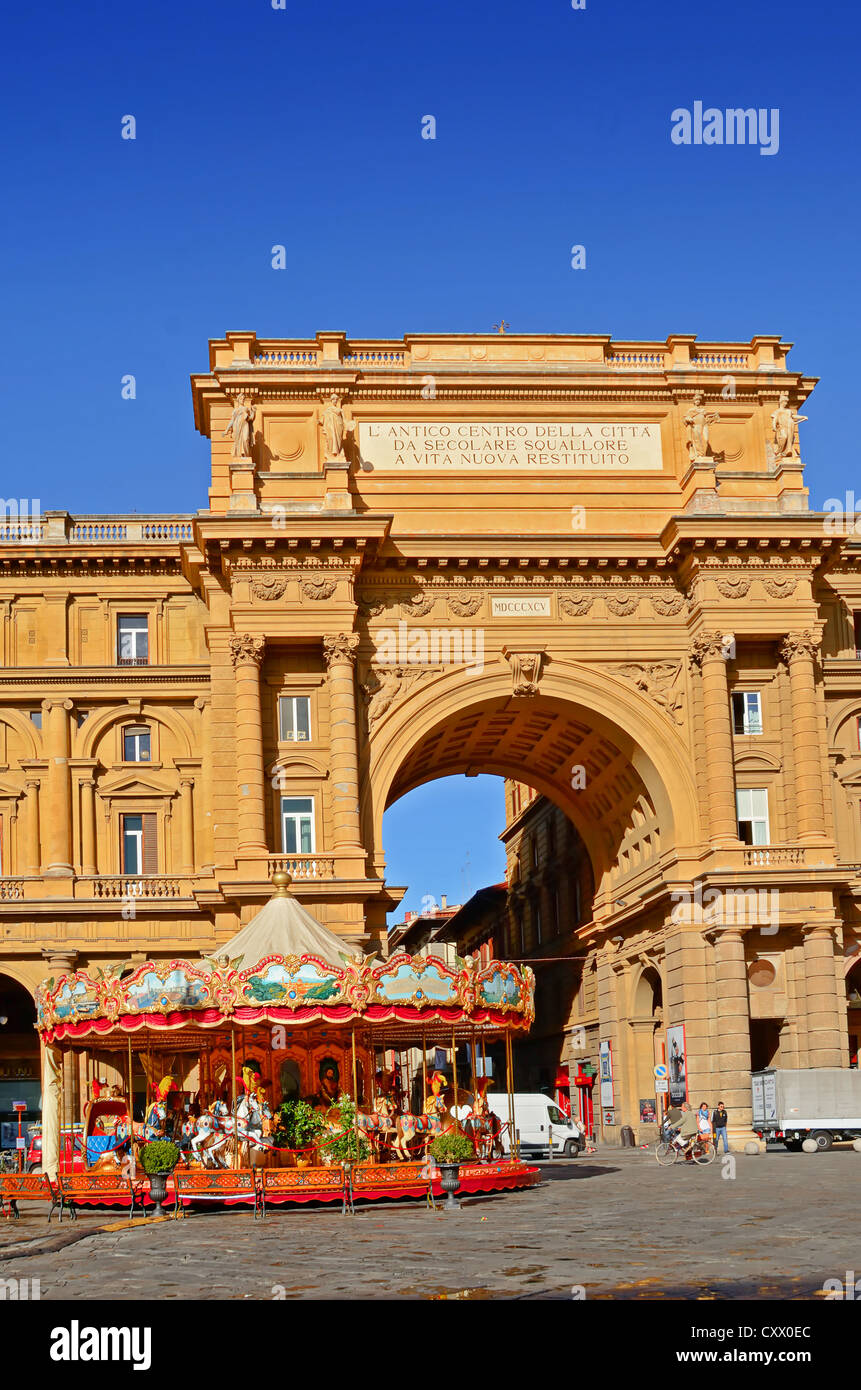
[{"x1": 1, "y1": 329, "x2": 859, "y2": 1145}]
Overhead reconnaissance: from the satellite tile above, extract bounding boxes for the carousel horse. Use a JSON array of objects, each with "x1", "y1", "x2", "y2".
[
  {"x1": 187, "y1": 1100, "x2": 234, "y2": 1168},
  {"x1": 463, "y1": 1078, "x2": 502, "y2": 1161},
  {"x1": 232, "y1": 1091, "x2": 272, "y2": 1165},
  {"x1": 356, "y1": 1094, "x2": 398, "y2": 1159},
  {"x1": 144, "y1": 1076, "x2": 180, "y2": 1142}
]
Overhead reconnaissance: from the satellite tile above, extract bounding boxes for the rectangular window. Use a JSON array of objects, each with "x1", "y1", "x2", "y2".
[
  {"x1": 854, "y1": 612, "x2": 861, "y2": 656},
  {"x1": 732, "y1": 691, "x2": 763, "y2": 735},
  {"x1": 736, "y1": 788, "x2": 770, "y2": 846},
  {"x1": 280, "y1": 797, "x2": 315, "y2": 854},
  {"x1": 123, "y1": 726, "x2": 151, "y2": 762},
  {"x1": 117, "y1": 614, "x2": 149, "y2": 665},
  {"x1": 121, "y1": 812, "x2": 157, "y2": 874},
  {"x1": 278, "y1": 696, "x2": 311, "y2": 742},
  {"x1": 29, "y1": 710, "x2": 42, "y2": 729}
]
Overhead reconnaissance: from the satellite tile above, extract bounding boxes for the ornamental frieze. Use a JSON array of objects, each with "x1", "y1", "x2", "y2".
[
  {"x1": 251, "y1": 575, "x2": 289, "y2": 601},
  {"x1": 761, "y1": 579, "x2": 797, "y2": 599},
  {"x1": 447, "y1": 594, "x2": 483, "y2": 617},
  {"x1": 559, "y1": 595, "x2": 594, "y2": 617},
  {"x1": 300, "y1": 577, "x2": 337, "y2": 601},
  {"x1": 715, "y1": 578, "x2": 751, "y2": 599}
]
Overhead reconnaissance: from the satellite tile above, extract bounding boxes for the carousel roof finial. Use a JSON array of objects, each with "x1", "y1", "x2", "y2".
[{"x1": 271, "y1": 870, "x2": 292, "y2": 897}]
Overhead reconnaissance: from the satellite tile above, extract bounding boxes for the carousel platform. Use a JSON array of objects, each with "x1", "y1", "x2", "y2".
[{"x1": 16, "y1": 1159, "x2": 539, "y2": 1218}]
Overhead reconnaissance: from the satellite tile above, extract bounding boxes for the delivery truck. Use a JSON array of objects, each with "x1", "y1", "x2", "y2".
[{"x1": 751, "y1": 1068, "x2": 861, "y2": 1150}]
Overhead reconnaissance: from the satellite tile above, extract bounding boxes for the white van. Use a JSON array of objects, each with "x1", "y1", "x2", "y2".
[{"x1": 486, "y1": 1092, "x2": 584, "y2": 1157}]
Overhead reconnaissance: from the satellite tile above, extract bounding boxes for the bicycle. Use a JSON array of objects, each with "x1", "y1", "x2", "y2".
[
  {"x1": 655, "y1": 1132, "x2": 716, "y2": 1166},
  {"x1": 0, "y1": 1150, "x2": 21, "y2": 1174}
]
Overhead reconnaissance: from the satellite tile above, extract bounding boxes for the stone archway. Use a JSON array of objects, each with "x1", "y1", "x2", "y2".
[
  {"x1": 362, "y1": 662, "x2": 699, "y2": 917},
  {"x1": 0, "y1": 973, "x2": 40, "y2": 1147}
]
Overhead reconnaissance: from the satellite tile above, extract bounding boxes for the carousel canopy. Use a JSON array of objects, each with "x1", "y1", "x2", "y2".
[
  {"x1": 35, "y1": 874, "x2": 535, "y2": 1047},
  {"x1": 218, "y1": 878, "x2": 355, "y2": 971}
]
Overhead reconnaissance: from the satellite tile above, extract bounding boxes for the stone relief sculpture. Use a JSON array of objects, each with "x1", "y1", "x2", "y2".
[
  {"x1": 684, "y1": 392, "x2": 719, "y2": 460},
  {"x1": 762, "y1": 578, "x2": 797, "y2": 600},
  {"x1": 617, "y1": 662, "x2": 685, "y2": 725},
  {"x1": 222, "y1": 395, "x2": 256, "y2": 459},
  {"x1": 362, "y1": 666, "x2": 426, "y2": 730},
  {"x1": 649, "y1": 593, "x2": 686, "y2": 616},
  {"x1": 771, "y1": 392, "x2": 807, "y2": 461},
  {"x1": 606, "y1": 594, "x2": 641, "y2": 617},
  {"x1": 400, "y1": 593, "x2": 436, "y2": 618}
]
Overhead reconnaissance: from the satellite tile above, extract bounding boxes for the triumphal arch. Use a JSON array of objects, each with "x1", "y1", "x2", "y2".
[{"x1": 1, "y1": 328, "x2": 860, "y2": 1142}]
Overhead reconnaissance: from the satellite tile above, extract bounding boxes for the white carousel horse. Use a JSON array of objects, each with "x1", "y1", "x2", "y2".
[
  {"x1": 188, "y1": 1101, "x2": 235, "y2": 1168},
  {"x1": 355, "y1": 1095, "x2": 398, "y2": 1159},
  {"x1": 232, "y1": 1092, "x2": 272, "y2": 1165}
]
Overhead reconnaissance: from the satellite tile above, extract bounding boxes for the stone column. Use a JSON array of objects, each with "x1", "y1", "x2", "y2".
[
  {"x1": 323, "y1": 633, "x2": 363, "y2": 857},
  {"x1": 802, "y1": 923, "x2": 846, "y2": 1066},
  {"x1": 229, "y1": 633, "x2": 267, "y2": 854},
  {"x1": 80, "y1": 777, "x2": 97, "y2": 876},
  {"x1": 179, "y1": 777, "x2": 195, "y2": 874},
  {"x1": 43, "y1": 698, "x2": 74, "y2": 875},
  {"x1": 780, "y1": 631, "x2": 828, "y2": 844},
  {"x1": 690, "y1": 633, "x2": 739, "y2": 847},
  {"x1": 24, "y1": 778, "x2": 41, "y2": 875},
  {"x1": 712, "y1": 927, "x2": 754, "y2": 1144},
  {"x1": 40, "y1": 1043, "x2": 62, "y2": 1180}
]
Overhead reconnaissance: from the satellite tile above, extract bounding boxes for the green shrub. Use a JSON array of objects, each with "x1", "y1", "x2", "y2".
[
  {"x1": 430, "y1": 1132, "x2": 474, "y2": 1165},
  {"x1": 274, "y1": 1098, "x2": 326, "y2": 1151},
  {"x1": 140, "y1": 1140, "x2": 180, "y2": 1175}
]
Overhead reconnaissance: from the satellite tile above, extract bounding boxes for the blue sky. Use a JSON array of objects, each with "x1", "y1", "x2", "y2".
[{"x1": 3, "y1": 0, "x2": 858, "y2": 913}]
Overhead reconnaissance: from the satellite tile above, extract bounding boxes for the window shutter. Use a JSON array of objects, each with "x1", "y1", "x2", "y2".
[{"x1": 142, "y1": 813, "x2": 158, "y2": 874}]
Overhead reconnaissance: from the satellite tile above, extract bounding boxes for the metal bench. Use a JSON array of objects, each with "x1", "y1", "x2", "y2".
[
  {"x1": 0, "y1": 1172, "x2": 57, "y2": 1222},
  {"x1": 173, "y1": 1168, "x2": 263, "y2": 1220},
  {"x1": 52, "y1": 1171, "x2": 144, "y2": 1223}
]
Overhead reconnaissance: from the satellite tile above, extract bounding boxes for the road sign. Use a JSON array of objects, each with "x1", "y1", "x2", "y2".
[
  {"x1": 654, "y1": 1064, "x2": 668, "y2": 1079},
  {"x1": 655, "y1": 1078, "x2": 669, "y2": 1094}
]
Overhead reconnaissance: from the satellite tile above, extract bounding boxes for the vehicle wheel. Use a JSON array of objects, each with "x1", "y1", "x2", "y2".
[
  {"x1": 655, "y1": 1141, "x2": 677, "y2": 1166},
  {"x1": 809, "y1": 1130, "x2": 833, "y2": 1152},
  {"x1": 563, "y1": 1139, "x2": 578, "y2": 1158},
  {"x1": 692, "y1": 1140, "x2": 716, "y2": 1165}
]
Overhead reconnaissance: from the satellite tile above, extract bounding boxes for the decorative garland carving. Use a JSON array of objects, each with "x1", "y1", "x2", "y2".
[
  {"x1": 606, "y1": 595, "x2": 640, "y2": 617},
  {"x1": 251, "y1": 576, "x2": 289, "y2": 602},
  {"x1": 447, "y1": 594, "x2": 483, "y2": 618},
  {"x1": 300, "y1": 577, "x2": 337, "y2": 601},
  {"x1": 762, "y1": 579, "x2": 797, "y2": 600},
  {"x1": 715, "y1": 578, "x2": 751, "y2": 600},
  {"x1": 559, "y1": 595, "x2": 594, "y2": 618},
  {"x1": 649, "y1": 593, "x2": 686, "y2": 616},
  {"x1": 400, "y1": 594, "x2": 436, "y2": 618}
]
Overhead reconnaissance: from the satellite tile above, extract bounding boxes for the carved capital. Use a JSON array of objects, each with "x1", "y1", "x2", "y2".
[
  {"x1": 503, "y1": 646, "x2": 545, "y2": 697},
  {"x1": 228, "y1": 633, "x2": 265, "y2": 668},
  {"x1": 690, "y1": 631, "x2": 733, "y2": 667},
  {"x1": 779, "y1": 630, "x2": 819, "y2": 665},
  {"x1": 324, "y1": 633, "x2": 360, "y2": 668}
]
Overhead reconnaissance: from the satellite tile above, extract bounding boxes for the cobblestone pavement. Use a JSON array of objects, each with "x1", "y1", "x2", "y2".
[{"x1": 0, "y1": 1148, "x2": 855, "y2": 1300}]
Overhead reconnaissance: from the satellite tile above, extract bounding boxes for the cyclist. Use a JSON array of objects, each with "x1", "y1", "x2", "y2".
[{"x1": 671, "y1": 1102, "x2": 699, "y2": 1157}]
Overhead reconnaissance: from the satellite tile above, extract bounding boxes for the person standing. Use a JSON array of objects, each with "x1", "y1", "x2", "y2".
[{"x1": 712, "y1": 1100, "x2": 729, "y2": 1153}]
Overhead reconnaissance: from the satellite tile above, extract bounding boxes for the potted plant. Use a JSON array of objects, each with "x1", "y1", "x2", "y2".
[
  {"x1": 324, "y1": 1096, "x2": 371, "y2": 1169},
  {"x1": 273, "y1": 1098, "x2": 326, "y2": 1166},
  {"x1": 430, "y1": 1131, "x2": 474, "y2": 1210},
  {"x1": 139, "y1": 1140, "x2": 180, "y2": 1216}
]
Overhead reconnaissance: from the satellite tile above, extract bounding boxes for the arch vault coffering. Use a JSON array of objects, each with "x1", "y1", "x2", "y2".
[{"x1": 362, "y1": 661, "x2": 701, "y2": 904}]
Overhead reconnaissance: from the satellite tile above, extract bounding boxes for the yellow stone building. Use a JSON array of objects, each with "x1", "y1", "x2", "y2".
[{"x1": 1, "y1": 328, "x2": 859, "y2": 1146}]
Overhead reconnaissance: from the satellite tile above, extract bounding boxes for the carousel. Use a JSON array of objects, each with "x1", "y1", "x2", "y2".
[{"x1": 32, "y1": 874, "x2": 539, "y2": 1216}]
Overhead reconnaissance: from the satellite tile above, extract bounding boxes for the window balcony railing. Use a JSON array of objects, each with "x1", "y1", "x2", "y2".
[
  {"x1": 742, "y1": 846, "x2": 806, "y2": 867},
  {"x1": 116, "y1": 657, "x2": 149, "y2": 667},
  {"x1": 91, "y1": 876, "x2": 187, "y2": 899},
  {"x1": 268, "y1": 854, "x2": 335, "y2": 880}
]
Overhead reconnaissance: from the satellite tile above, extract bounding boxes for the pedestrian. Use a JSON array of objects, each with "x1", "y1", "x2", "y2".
[
  {"x1": 696, "y1": 1101, "x2": 711, "y2": 1137},
  {"x1": 712, "y1": 1100, "x2": 729, "y2": 1153}
]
